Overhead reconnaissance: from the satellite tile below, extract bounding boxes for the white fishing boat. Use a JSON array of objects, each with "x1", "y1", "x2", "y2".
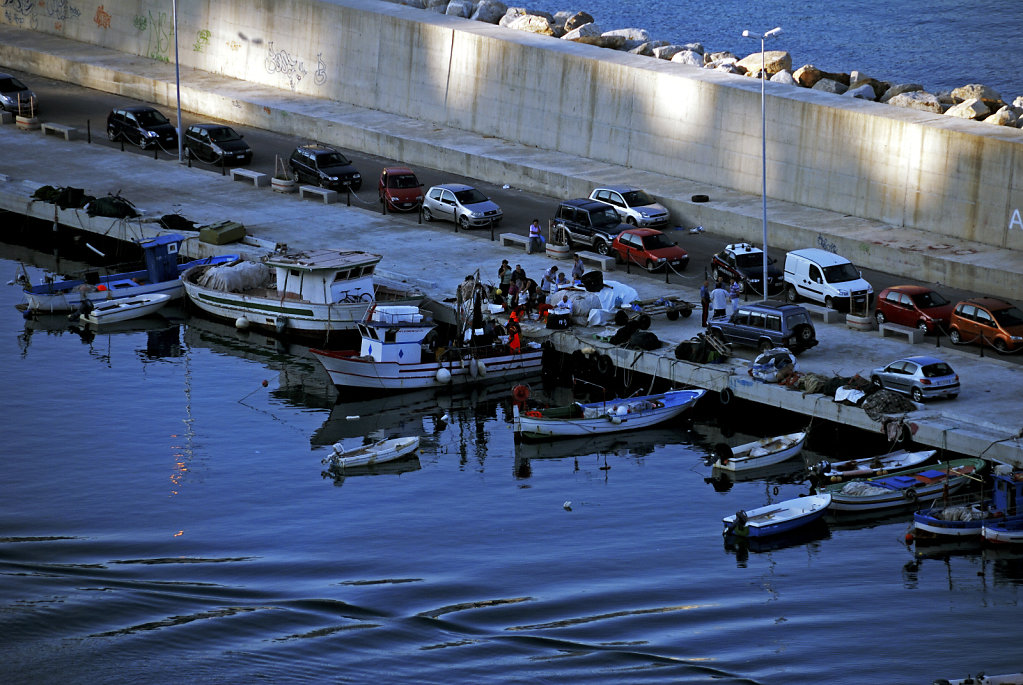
[
  {"x1": 22, "y1": 234, "x2": 237, "y2": 313},
  {"x1": 182, "y1": 248, "x2": 423, "y2": 342},
  {"x1": 79, "y1": 292, "x2": 171, "y2": 325},
  {"x1": 820, "y1": 458, "x2": 987, "y2": 513},
  {"x1": 512, "y1": 389, "x2": 706, "y2": 440},
  {"x1": 311, "y1": 304, "x2": 543, "y2": 391},
  {"x1": 811, "y1": 449, "x2": 937, "y2": 483},
  {"x1": 711, "y1": 431, "x2": 807, "y2": 472},
  {"x1": 322, "y1": 436, "x2": 420, "y2": 469},
  {"x1": 722, "y1": 494, "x2": 832, "y2": 538}
]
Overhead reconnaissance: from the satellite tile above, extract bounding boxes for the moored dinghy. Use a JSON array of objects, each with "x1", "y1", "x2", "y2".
[
  {"x1": 79, "y1": 292, "x2": 171, "y2": 325},
  {"x1": 722, "y1": 494, "x2": 832, "y2": 538},
  {"x1": 711, "y1": 431, "x2": 807, "y2": 471},
  {"x1": 810, "y1": 448, "x2": 937, "y2": 483},
  {"x1": 322, "y1": 436, "x2": 420, "y2": 470}
]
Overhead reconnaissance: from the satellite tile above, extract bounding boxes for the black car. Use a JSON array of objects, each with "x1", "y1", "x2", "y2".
[
  {"x1": 708, "y1": 300, "x2": 818, "y2": 355},
  {"x1": 106, "y1": 106, "x2": 178, "y2": 150},
  {"x1": 710, "y1": 242, "x2": 784, "y2": 296},
  {"x1": 288, "y1": 144, "x2": 362, "y2": 191},
  {"x1": 183, "y1": 123, "x2": 252, "y2": 165},
  {"x1": 552, "y1": 198, "x2": 628, "y2": 256}
]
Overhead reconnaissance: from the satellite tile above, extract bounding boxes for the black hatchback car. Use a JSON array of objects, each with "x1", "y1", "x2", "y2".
[
  {"x1": 708, "y1": 300, "x2": 818, "y2": 355},
  {"x1": 183, "y1": 124, "x2": 252, "y2": 165},
  {"x1": 107, "y1": 106, "x2": 178, "y2": 150},
  {"x1": 288, "y1": 144, "x2": 362, "y2": 191}
]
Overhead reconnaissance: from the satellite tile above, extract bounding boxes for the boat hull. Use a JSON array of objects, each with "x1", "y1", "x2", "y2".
[
  {"x1": 313, "y1": 346, "x2": 544, "y2": 390},
  {"x1": 513, "y1": 389, "x2": 705, "y2": 440},
  {"x1": 712, "y1": 432, "x2": 807, "y2": 471},
  {"x1": 823, "y1": 459, "x2": 986, "y2": 513},
  {"x1": 81, "y1": 293, "x2": 171, "y2": 325},
  {"x1": 982, "y1": 521, "x2": 1023, "y2": 545},
  {"x1": 722, "y1": 494, "x2": 832, "y2": 538},
  {"x1": 325, "y1": 436, "x2": 420, "y2": 469},
  {"x1": 816, "y1": 449, "x2": 937, "y2": 483}
]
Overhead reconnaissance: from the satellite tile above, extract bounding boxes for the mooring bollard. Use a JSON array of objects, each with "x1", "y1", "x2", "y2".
[{"x1": 86, "y1": 120, "x2": 91, "y2": 144}]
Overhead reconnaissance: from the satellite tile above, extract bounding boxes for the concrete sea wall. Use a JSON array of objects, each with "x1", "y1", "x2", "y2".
[{"x1": 2, "y1": 0, "x2": 1022, "y2": 254}]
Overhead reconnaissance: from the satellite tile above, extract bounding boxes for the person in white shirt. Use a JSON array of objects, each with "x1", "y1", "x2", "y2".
[
  {"x1": 710, "y1": 282, "x2": 730, "y2": 320},
  {"x1": 527, "y1": 219, "x2": 543, "y2": 254}
]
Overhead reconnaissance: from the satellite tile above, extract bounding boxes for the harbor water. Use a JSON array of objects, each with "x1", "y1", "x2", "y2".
[
  {"x1": 2, "y1": 247, "x2": 1022, "y2": 684},
  {"x1": 543, "y1": 0, "x2": 1023, "y2": 99}
]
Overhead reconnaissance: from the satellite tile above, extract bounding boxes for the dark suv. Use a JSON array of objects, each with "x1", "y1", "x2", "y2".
[
  {"x1": 552, "y1": 198, "x2": 628, "y2": 255},
  {"x1": 106, "y1": 106, "x2": 177, "y2": 150},
  {"x1": 288, "y1": 144, "x2": 361, "y2": 190},
  {"x1": 184, "y1": 123, "x2": 252, "y2": 165},
  {"x1": 708, "y1": 300, "x2": 818, "y2": 355}
]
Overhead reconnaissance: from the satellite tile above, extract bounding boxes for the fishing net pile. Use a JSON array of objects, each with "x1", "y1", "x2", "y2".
[
  {"x1": 197, "y1": 261, "x2": 271, "y2": 292},
  {"x1": 839, "y1": 482, "x2": 891, "y2": 496}
]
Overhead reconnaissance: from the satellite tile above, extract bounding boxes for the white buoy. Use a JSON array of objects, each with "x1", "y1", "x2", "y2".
[
  {"x1": 469, "y1": 358, "x2": 478, "y2": 378},
  {"x1": 345, "y1": 415, "x2": 360, "y2": 420},
  {"x1": 436, "y1": 367, "x2": 452, "y2": 384},
  {"x1": 476, "y1": 360, "x2": 487, "y2": 377},
  {"x1": 440, "y1": 413, "x2": 450, "y2": 423},
  {"x1": 235, "y1": 316, "x2": 250, "y2": 330},
  {"x1": 563, "y1": 501, "x2": 572, "y2": 511}
]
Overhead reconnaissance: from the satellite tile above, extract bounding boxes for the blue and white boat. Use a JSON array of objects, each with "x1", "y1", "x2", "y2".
[
  {"x1": 22, "y1": 234, "x2": 237, "y2": 313},
  {"x1": 722, "y1": 494, "x2": 832, "y2": 538},
  {"x1": 914, "y1": 465, "x2": 1023, "y2": 540}
]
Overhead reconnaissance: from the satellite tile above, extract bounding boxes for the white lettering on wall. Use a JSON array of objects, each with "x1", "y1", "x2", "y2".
[{"x1": 1010, "y1": 208, "x2": 1023, "y2": 231}]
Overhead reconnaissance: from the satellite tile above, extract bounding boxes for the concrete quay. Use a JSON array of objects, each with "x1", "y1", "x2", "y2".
[{"x1": 2, "y1": 121, "x2": 1022, "y2": 468}]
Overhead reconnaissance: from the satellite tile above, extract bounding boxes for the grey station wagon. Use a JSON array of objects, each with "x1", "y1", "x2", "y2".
[{"x1": 708, "y1": 300, "x2": 818, "y2": 354}]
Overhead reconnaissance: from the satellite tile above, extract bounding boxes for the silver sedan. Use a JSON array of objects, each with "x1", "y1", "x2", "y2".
[
  {"x1": 870, "y1": 355, "x2": 959, "y2": 402},
  {"x1": 422, "y1": 183, "x2": 503, "y2": 230}
]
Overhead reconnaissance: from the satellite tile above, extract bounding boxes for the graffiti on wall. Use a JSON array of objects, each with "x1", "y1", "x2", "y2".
[
  {"x1": 265, "y1": 41, "x2": 307, "y2": 90},
  {"x1": 314, "y1": 53, "x2": 326, "y2": 86},
  {"x1": 193, "y1": 28, "x2": 210, "y2": 53},
  {"x1": 3, "y1": 0, "x2": 39, "y2": 29},
  {"x1": 1010, "y1": 209, "x2": 1022, "y2": 232},
  {"x1": 134, "y1": 10, "x2": 172, "y2": 62},
  {"x1": 44, "y1": 0, "x2": 80, "y2": 22},
  {"x1": 94, "y1": 4, "x2": 110, "y2": 28},
  {"x1": 816, "y1": 234, "x2": 838, "y2": 254}
]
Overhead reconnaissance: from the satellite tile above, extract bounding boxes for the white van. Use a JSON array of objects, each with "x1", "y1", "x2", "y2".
[{"x1": 783, "y1": 248, "x2": 873, "y2": 311}]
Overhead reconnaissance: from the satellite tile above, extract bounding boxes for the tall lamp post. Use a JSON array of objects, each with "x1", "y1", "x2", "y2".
[
  {"x1": 173, "y1": 0, "x2": 183, "y2": 162},
  {"x1": 741, "y1": 26, "x2": 781, "y2": 300}
]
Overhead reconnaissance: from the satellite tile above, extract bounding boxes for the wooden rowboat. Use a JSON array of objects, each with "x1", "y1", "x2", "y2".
[
  {"x1": 810, "y1": 449, "x2": 937, "y2": 483},
  {"x1": 711, "y1": 431, "x2": 807, "y2": 472},
  {"x1": 722, "y1": 494, "x2": 832, "y2": 538}
]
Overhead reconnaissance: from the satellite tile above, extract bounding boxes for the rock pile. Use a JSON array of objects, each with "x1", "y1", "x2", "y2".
[{"x1": 387, "y1": 0, "x2": 1023, "y2": 128}]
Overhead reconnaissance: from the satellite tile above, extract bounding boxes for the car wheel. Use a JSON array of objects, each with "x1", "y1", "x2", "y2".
[
  {"x1": 645, "y1": 260, "x2": 658, "y2": 273},
  {"x1": 875, "y1": 310, "x2": 886, "y2": 325},
  {"x1": 786, "y1": 284, "x2": 799, "y2": 303},
  {"x1": 794, "y1": 324, "x2": 814, "y2": 343},
  {"x1": 106, "y1": 127, "x2": 117, "y2": 141},
  {"x1": 994, "y1": 338, "x2": 1009, "y2": 354},
  {"x1": 712, "y1": 267, "x2": 722, "y2": 283},
  {"x1": 595, "y1": 240, "x2": 610, "y2": 256},
  {"x1": 458, "y1": 215, "x2": 470, "y2": 231},
  {"x1": 871, "y1": 375, "x2": 883, "y2": 389},
  {"x1": 422, "y1": 206, "x2": 433, "y2": 222},
  {"x1": 626, "y1": 217, "x2": 637, "y2": 226},
  {"x1": 824, "y1": 296, "x2": 835, "y2": 310},
  {"x1": 911, "y1": 387, "x2": 924, "y2": 402},
  {"x1": 949, "y1": 327, "x2": 962, "y2": 345},
  {"x1": 916, "y1": 321, "x2": 929, "y2": 334}
]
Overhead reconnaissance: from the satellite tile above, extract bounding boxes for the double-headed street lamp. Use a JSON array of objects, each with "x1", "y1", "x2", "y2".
[{"x1": 741, "y1": 26, "x2": 781, "y2": 300}]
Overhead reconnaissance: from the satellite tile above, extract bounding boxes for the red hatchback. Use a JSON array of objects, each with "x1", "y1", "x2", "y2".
[
  {"x1": 610, "y1": 228, "x2": 689, "y2": 272},
  {"x1": 378, "y1": 166, "x2": 424, "y2": 212},
  {"x1": 874, "y1": 285, "x2": 954, "y2": 334}
]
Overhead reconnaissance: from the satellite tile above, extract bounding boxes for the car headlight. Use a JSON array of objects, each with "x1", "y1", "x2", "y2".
[
  {"x1": 656, "y1": 257, "x2": 666, "y2": 263},
  {"x1": 143, "y1": 130, "x2": 158, "y2": 138},
  {"x1": 0, "y1": 95, "x2": 11, "y2": 105},
  {"x1": 352, "y1": 173, "x2": 361, "y2": 179},
  {"x1": 1011, "y1": 336, "x2": 1023, "y2": 342},
  {"x1": 837, "y1": 289, "x2": 849, "y2": 296},
  {"x1": 328, "y1": 176, "x2": 339, "y2": 181},
  {"x1": 749, "y1": 277, "x2": 761, "y2": 283}
]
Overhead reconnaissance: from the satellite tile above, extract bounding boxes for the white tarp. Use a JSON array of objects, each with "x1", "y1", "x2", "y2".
[
  {"x1": 197, "y1": 261, "x2": 272, "y2": 292},
  {"x1": 548, "y1": 280, "x2": 638, "y2": 326}
]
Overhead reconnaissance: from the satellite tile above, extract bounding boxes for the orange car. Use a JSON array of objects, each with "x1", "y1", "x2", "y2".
[
  {"x1": 378, "y1": 166, "x2": 424, "y2": 212},
  {"x1": 948, "y1": 297, "x2": 1023, "y2": 353}
]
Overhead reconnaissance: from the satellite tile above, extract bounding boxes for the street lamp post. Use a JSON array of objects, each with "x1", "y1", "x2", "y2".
[
  {"x1": 173, "y1": 0, "x2": 183, "y2": 162},
  {"x1": 742, "y1": 26, "x2": 781, "y2": 300}
]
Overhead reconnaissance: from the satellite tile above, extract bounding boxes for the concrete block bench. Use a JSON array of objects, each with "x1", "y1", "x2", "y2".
[
  {"x1": 1, "y1": 111, "x2": 14, "y2": 125},
  {"x1": 299, "y1": 185, "x2": 337, "y2": 204},
  {"x1": 577, "y1": 250, "x2": 615, "y2": 272},
  {"x1": 879, "y1": 322, "x2": 924, "y2": 344},
  {"x1": 40, "y1": 122, "x2": 76, "y2": 140},
  {"x1": 800, "y1": 302, "x2": 844, "y2": 324},
  {"x1": 230, "y1": 168, "x2": 270, "y2": 187},
  {"x1": 500, "y1": 232, "x2": 529, "y2": 249}
]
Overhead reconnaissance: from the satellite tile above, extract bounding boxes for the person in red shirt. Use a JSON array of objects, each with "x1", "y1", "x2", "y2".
[{"x1": 507, "y1": 322, "x2": 521, "y2": 354}]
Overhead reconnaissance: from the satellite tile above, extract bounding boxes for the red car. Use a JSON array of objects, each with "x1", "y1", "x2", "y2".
[
  {"x1": 873, "y1": 285, "x2": 954, "y2": 334},
  {"x1": 378, "y1": 166, "x2": 424, "y2": 212},
  {"x1": 610, "y1": 228, "x2": 688, "y2": 272}
]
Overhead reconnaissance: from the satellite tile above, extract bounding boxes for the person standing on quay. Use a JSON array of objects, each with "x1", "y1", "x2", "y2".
[
  {"x1": 700, "y1": 279, "x2": 711, "y2": 326},
  {"x1": 729, "y1": 277, "x2": 742, "y2": 315},
  {"x1": 527, "y1": 219, "x2": 543, "y2": 254},
  {"x1": 710, "y1": 281, "x2": 729, "y2": 320}
]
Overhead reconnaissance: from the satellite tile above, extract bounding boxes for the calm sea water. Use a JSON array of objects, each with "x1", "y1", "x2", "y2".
[
  {"x1": 543, "y1": 0, "x2": 1023, "y2": 99},
  {"x1": 3, "y1": 245, "x2": 1022, "y2": 684}
]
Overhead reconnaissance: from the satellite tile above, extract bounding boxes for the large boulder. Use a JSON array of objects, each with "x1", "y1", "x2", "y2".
[
  {"x1": 706, "y1": 50, "x2": 737, "y2": 63},
  {"x1": 445, "y1": 0, "x2": 472, "y2": 17},
  {"x1": 887, "y1": 91, "x2": 942, "y2": 113},
  {"x1": 770, "y1": 69, "x2": 797, "y2": 86},
  {"x1": 844, "y1": 83, "x2": 877, "y2": 100},
  {"x1": 736, "y1": 50, "x2": 792, "y2": 78},
  {"x1": 1013, "y1": 96, "x2": 1023, "y2": 109},
  {"x1": 471, "y1": 0, "x2": 507, "y2": 23},
  {"x1": 425, "y1": 0, "x2": 448, "y2": 12},
  {"x1": 596, "y1": 33, "x2": 627, "y2": 49},
  {"x1": 946, "y1": 97, "x2": 990, "y2": 120},
  {"x1": 506, "y1": 13, "x2": 555, "y2": 35},
  {"x1": 562, "y1": 22, "x2": 602, "y2": 43},
  {"x1": 396, "y1": 0, "x2": 427, "y2": 8},
  {"x1": 563, "y1": 11, "x2": 593, "y2": 31},
  {"x1": 652, "y1": 44, "x2": 685, "y2": 60},
  {"x1": 670, "y1": 49, "x2": 703, "y2": 67},
  {"x1": 812, "y1": 78, "x2": 847, "y2": 95},
  {"x1": 848, "y1": 77, "x2": 887, "y2": 100},
  {"x1": 879, "y1": 83, "x2": 924, "y2": 103},
  {"x1": 951, "y1": 83, "x2": 1003, "y2": 109},
  {"x1": 984, "y1": 106, "x2": 1019, "y2": 127},
  {"x1": 715, "y1": 62, "x2": 743, "y2": 75},
  {"x1": 601, "y1": 28, "x2": 650, "y2": 42},
  {"x1": 630, "y1": 40, "x2": 669, "y2": 56},
  {"x1": 681, "y1": 42, "x2": 705, "y2": 55},
  {"x1": 792, "y1": 64, "x2": 850, "y2": 88}
]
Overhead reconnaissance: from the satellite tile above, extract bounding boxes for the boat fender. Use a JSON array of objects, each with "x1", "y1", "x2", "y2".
[
  {"x1": 512, "y1": 384, "x2": 531, "y2": 403},
  {"x1": 435, "y1": 367, "x2": 452, "y2": 384},
  {"x1": 526, "y1": 410, "x2": 543, "y2": 418},
  {"x1": 469, "y1": 357, "x2": 478, "y2": 378},
  {"x1": 904, "y1": 487, "x2": 919, "y2": 503},
  {"x1": 596, "y1": 354, "x2": 614, "y2": 377},
  {"x1": 476, "y1": 360, "x2": 487, "y2": 378},
  {"x1": 235, "y1": 316, "x2": 250, "y2": 330},
  {"x1": 608, "y1": 415, "x2": 623, "y2": 424},
  {"x1": 719, "y1": 387, "x2": 733, "y2": 405},
  {"x1": 275, "y1": 316, "x2": 288, "y2": 334}
]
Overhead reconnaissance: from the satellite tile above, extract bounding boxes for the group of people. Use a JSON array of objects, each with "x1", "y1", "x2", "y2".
[
  {"x1": 496, "y1": 253, "x2": 587, "y2": 321},
  {"x1": 699, "y1": 276, "x2": 743, "y2": 326}
]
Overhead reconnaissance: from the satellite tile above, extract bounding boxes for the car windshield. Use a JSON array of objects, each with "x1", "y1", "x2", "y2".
[
  {"x1": 992, "y1": 306, "x2": 1023, "y2": 327},
  {"x1": 921, "y1": 362, "x2": 954, "y2": 378},
  {"x1": 641, "y1": 233, "x2": 673, "y2": 250},
  {"x1": 912, "y1": 291, "x2": 949, "y2": 308},
  {"x1": 135, "y1": 109, "x2": 169, "y2": 126},
  {"x1": 454, "y1": 188, "x2": 488, "y2": 204},
  {"x1": 822, "y1": 262, "x2": 861, "y2": 283},
  {"x1": 316, "y1": 152, "x2": 350, "y2": 167},
  {"x1": 591, "y1": 206, "x2": 623, "y2": 227},
  {"x1": 621, "y1": 189, "x2": 655, "y2": 207},
  {"x1": 0, "y1": 76, "x2": 28, "y2": 91},
  {"x1": 734, "y1": 252, "x2": 765, "y2": 268},
  {"x1": 388, "y1": 174, "x2": 419, "y2": 189},
  {"x1": 207, "y1": 126, "x2": 241, "y2": 142}
]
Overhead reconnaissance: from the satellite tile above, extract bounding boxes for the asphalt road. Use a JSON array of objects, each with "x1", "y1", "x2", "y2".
[{"x1": 7, "y1": 66, "x2": 1020, "y2": 364}]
